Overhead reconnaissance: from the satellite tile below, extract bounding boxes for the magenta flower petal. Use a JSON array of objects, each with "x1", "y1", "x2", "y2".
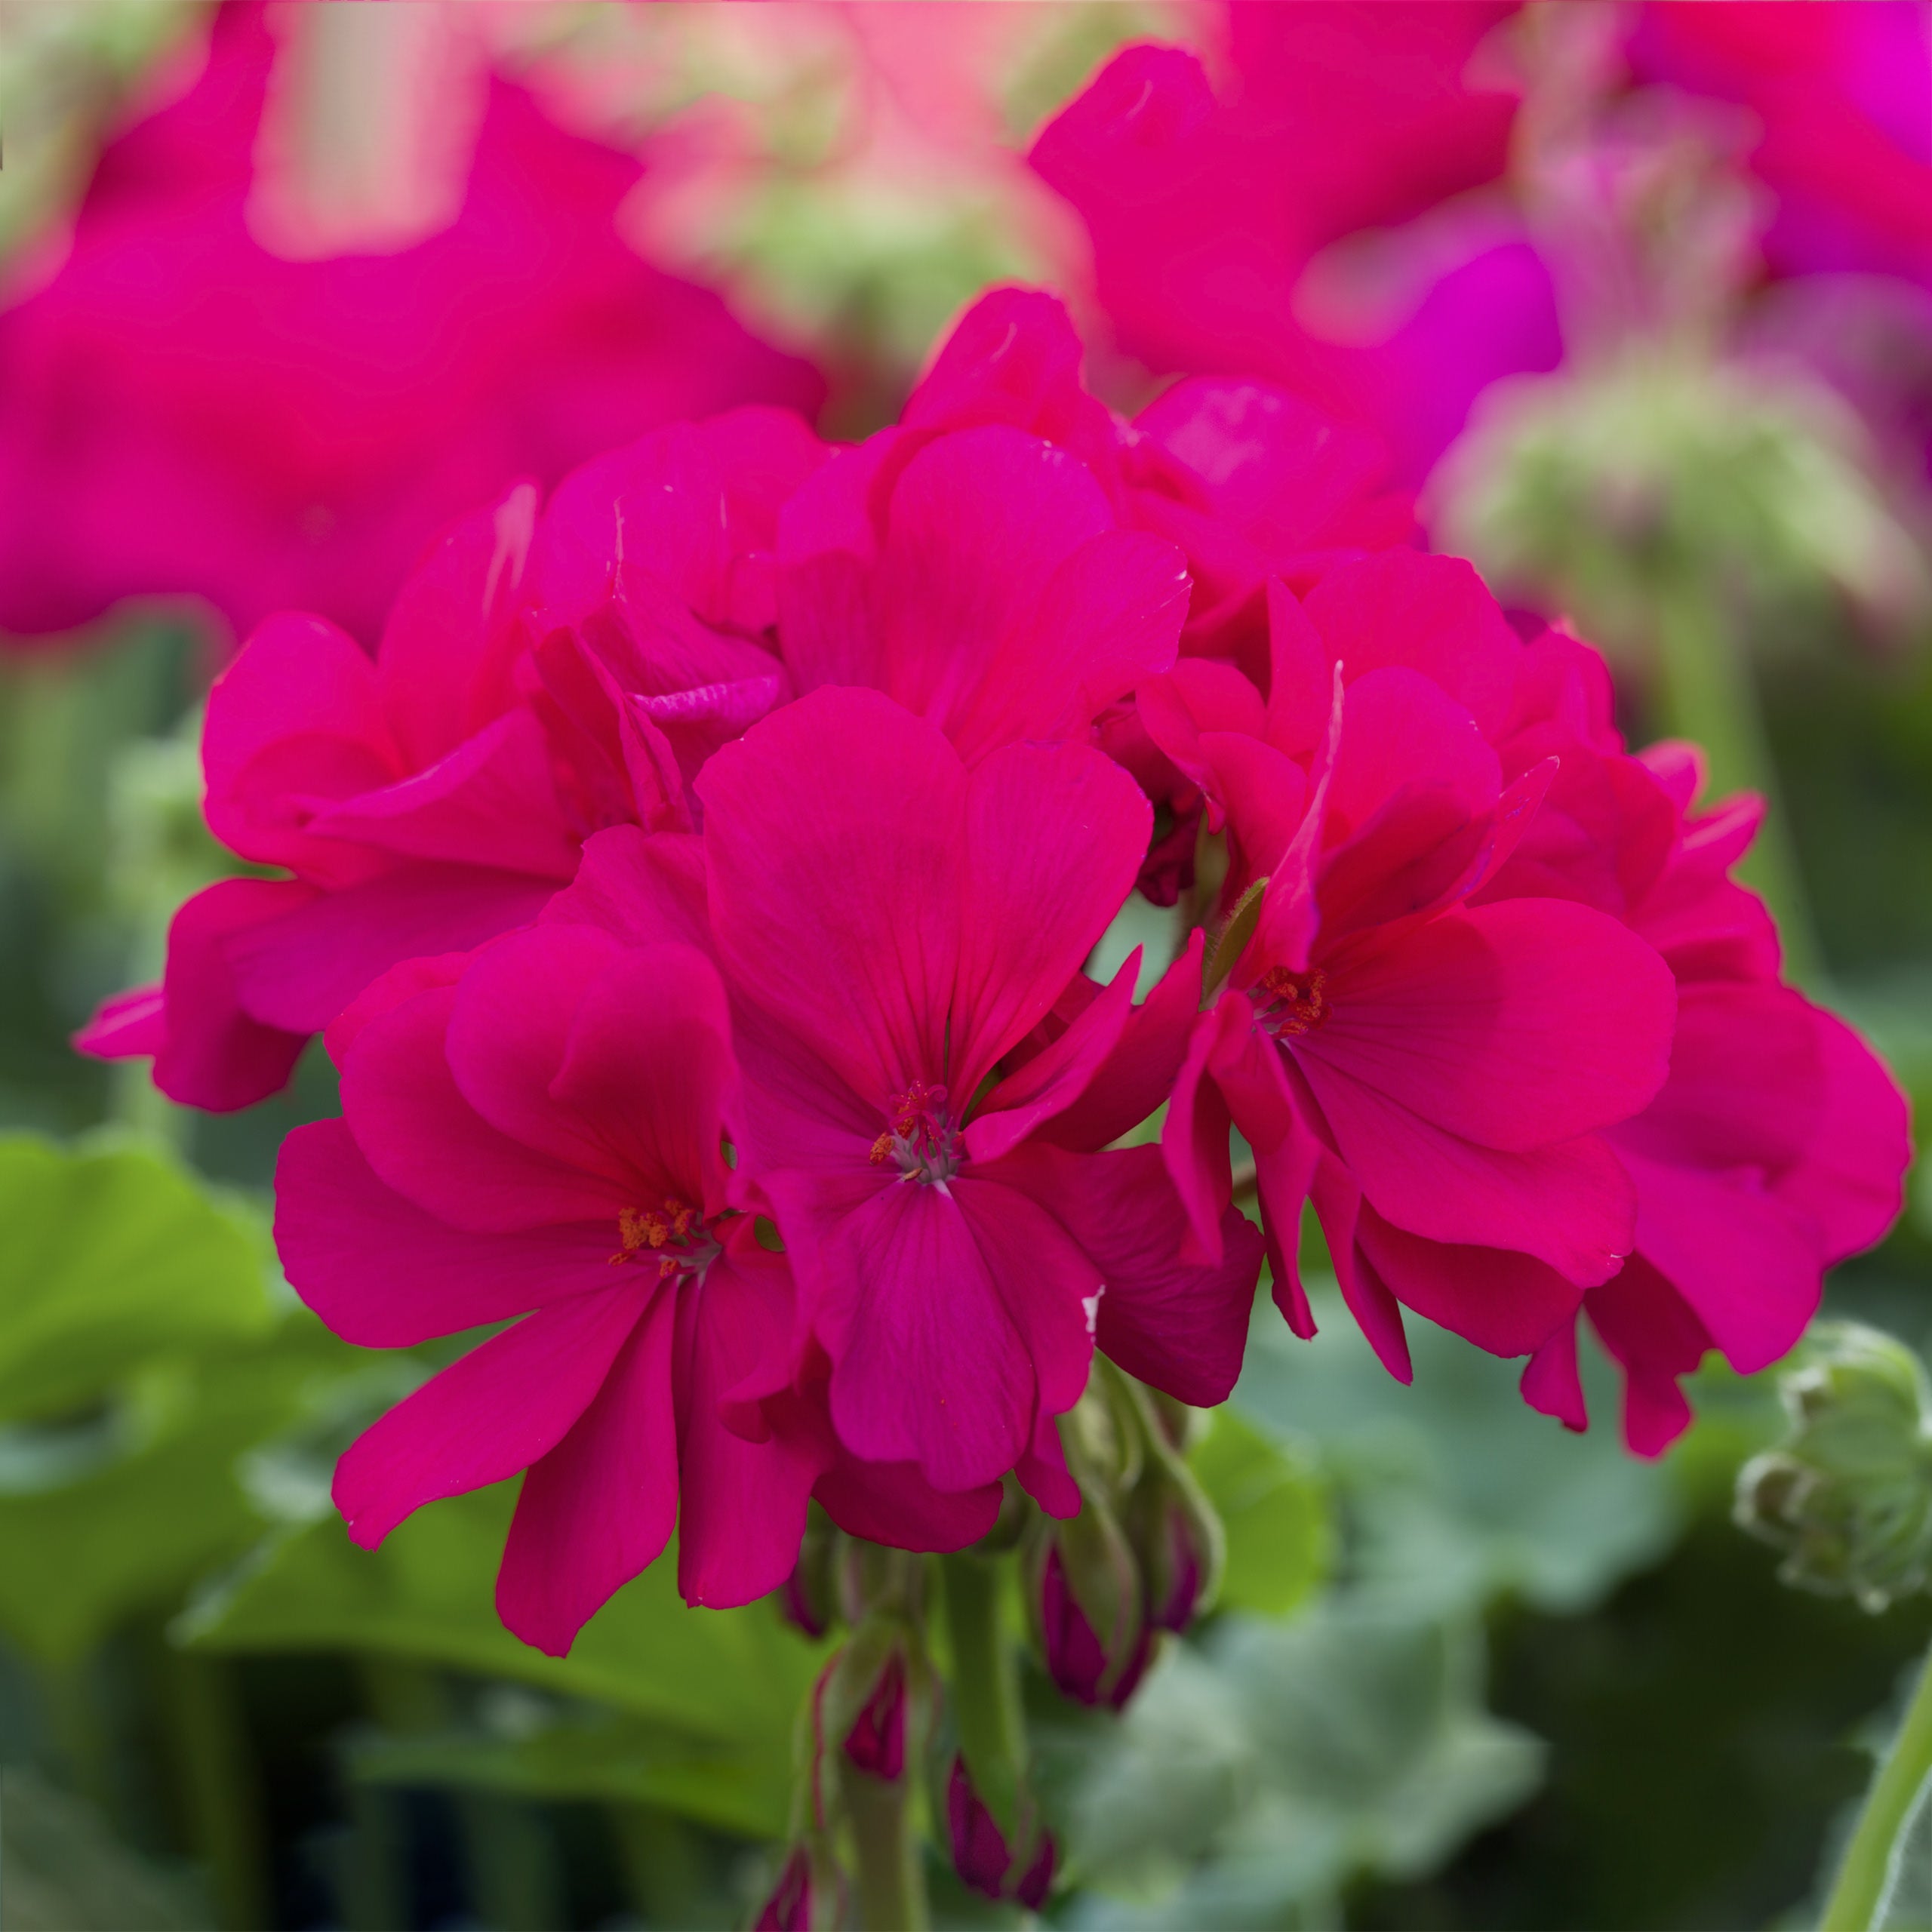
[
  {"x1": 498, "y1": 1291, "x2": 681, "y2": 1656},
  {"x1": 441, "y1": 926, "x2": 638, "y2": 1182},
  {"x1": 997, "y1": 1143, "x2": 1263, "y2": 1408},
  {"x1": 1303, "y1": 1059, "x2": 1637, "y2": 1287},
  {"x1": 276, "y1": 1120, "x2": 611, "y2": 1348},
  {"x1": 675, "y1": 1243, "x2": 828, "y2": 1609},
  {"x1": 1298, "y1": 902, "x2": 1677, "y2": 1153},
  {"x1": 334, "y1": 1283, "x2": 646, "y2": 1550},
  {"x1": 1040, "y1": 928, "x2": 1206, "y2": 1155},
  {"x1": 149, "y1": 878, "x2": 316, "y2": 1112},
  {"x1": 820, "y1": 1178, "x2": 1039, "y2": 1492},
  {"x1": 872, "y1": 425, "x2": 1115, "y2": 722},
  {"x1": 299, "y1": 710, "x2": 578, "y2": 879},
  {"x1": 953, "y1": 738, "x2": 1149, "y2": 1097},
  {"x1": 223, "y1": 864, "x2": 557, "y2": 1036},
  {"x1": 700, "y1": 687, "x2": 964, "y2": 1104},
  {"x1": 967, "y1": 955, "x2": 1137, "y2": 1167},
  {"x1": 1623, "y1": 1152, "x2": 1820, "y2": 1378},
  {"x1": 343, "y1": 986, "x2": 627, "y2": 1233},
  {"x1": 1352, "y1": 1209, "x2": 1584, "y2": 1359}
]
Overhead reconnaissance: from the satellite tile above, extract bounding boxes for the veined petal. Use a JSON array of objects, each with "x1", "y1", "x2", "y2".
[
  {"x1": 498, "y1": 1287, "x2": 681, "y2": 1656},
  {"x1": 333, "y1": 1283, "x2": 645, "y2": 1549}
]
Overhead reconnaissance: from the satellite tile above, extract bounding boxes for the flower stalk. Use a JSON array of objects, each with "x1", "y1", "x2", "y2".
[{"x1": 1823, "y1": 1642, "x2": 1932, "y2": 1932}]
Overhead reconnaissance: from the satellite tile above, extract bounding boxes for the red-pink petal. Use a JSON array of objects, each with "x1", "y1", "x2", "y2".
[
  {"x1": 497, "y1": 1288, "x2": 681, "y2": 1656},
  {"x1": 1300, "y1": 900, "x2": 1676, "y2": 1152},
  {"x1": 334, "y1": 1282, "x2": 646, "y2": 1549},
  {"x1": 276, "y1": 1120, "x2": 613, "y2": 1346}
]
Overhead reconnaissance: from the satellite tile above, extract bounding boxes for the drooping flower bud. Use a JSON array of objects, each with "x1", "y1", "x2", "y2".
[
  {"x1": 946, "y1": 1755, "x2": 1055, "y2": 1909},
  {"x1": 781, "y1": 1508, "x2": 842, "y2": 1641},
  {"x1": 752, "y1": 1845, "x2": 817, "y2": 1932},
  {"x1": 1143, "y1": 1487, "x2": 1210, "y2": 1635},
  {"x1": 840, "y1": 1651, "x2": 907, "y2": 1783},
  {"x1": 1736, "y1": 1321, "x2": 1932, "y2": 1611},
  {"x1": 1036, "y1": 1543, "x2": 1150, "y2": 1709}
]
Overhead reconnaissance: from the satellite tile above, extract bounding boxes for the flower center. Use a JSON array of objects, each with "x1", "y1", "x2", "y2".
[
  {"x1": 1255, "y1": 964, "x2": 1330, "y2": 1038},
  {"x1": 869, "y1": 1081, "x2": 961, "y2": 1185},
  {"x1": 609, "y1": 1196, "x2": 718, "y2": 1279}
]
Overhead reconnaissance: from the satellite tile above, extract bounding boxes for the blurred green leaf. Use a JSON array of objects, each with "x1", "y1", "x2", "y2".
[
  {"x1": 1057, "y1": 1610, "x2": 1543, "y2": 1928},
  {"x1": 1232, "y1": 1287, "x2": 1681, "y2": 1619},
  {"x1": 183, "y1": 1482, "x2": 829, "y2": 1835},
  {"x1": 343, "y1": 1697, "x2": 795, "y2": 1841},
  {"x1": 0, "y1": 1315, "x2": 363, "y2": 1665},
  {"x1": 0, "y1": 1134, "x2": 270, "y2": 1425},
  {"x1": 1189, "y1": 1407, "x2": 1328, "y2": 1619},
  {"x1": 0, "y1": 1767, "x2": 210, "y2": 1931}
]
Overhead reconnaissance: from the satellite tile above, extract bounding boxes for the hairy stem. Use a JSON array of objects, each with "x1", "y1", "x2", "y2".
[
  {"x1": 1823, "y1": 1641, "x2": 1932, "y2": 1932},
  {"x1": 940, "y1": 1552, "x2": 1024, "y2": 1838},
  {"x1": 845, "y1": 1768, "x2": 928, "y2": 1932}
]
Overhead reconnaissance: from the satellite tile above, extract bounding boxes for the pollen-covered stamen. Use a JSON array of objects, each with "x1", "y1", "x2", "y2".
[
  {"x1": 1255, "y1": 964, "x2": 1330, "y2": 1037},
  {"x1": 868, "y1": 1081, "x2": 961, "y2": 1184},
  {"x1": 608, "y1": 1195, "x2": 718, "y2": 1278}
]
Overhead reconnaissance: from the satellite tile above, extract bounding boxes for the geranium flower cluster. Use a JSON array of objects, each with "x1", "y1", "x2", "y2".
[{"x1": 82, "y1": 289, "x2": 1908, "y2": 1663}]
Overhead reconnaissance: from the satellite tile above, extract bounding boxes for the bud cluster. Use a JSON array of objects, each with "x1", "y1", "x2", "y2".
[
  {"x1": 1025, "y1": 1367, "x2": 1223, "y2": 1710},
  {"x1": 755, "y1": 1371, "x2": 1231, "y2": 1923},
  {"x1": 1737, "y1": 1322, "x2": 1932, "y2": 1611}
]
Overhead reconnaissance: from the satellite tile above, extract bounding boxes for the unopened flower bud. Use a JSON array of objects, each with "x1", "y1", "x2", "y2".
[
  {"x1": 780, "y1": 1509, "x2": 841, "y2": 1639},
  {"x1": 840, "y1": 1651, "x2": 906, "y2": 1783},
  {"x1": 946, "y1": 1755, "x2": 1055, "y2": 1909},
  {"x1": 1736, "y1": 1322, "x2": 1932, "y2": 1611},
  {"x1": 753, "y1": 1846, "x2": 819, "y2": 1932},
  {"x1": 1144, "y1": 1492, "x2": 1208, "y2": 1635},
  {"x1": 1038, "y1": 1543, "x2": 1150, "y2": 1709}
]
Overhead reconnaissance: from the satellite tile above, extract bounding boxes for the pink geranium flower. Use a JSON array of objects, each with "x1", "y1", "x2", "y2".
[
  {"x1": 0, "y1": 2, "x2": 821, "y2": 647},
  {"x1": 77, "y1": 407, "x2": 824, "y2": 1112},
  {"x1": 774, "y1": 416, "x2": 1189, "y2": 765},
  {"x1": 275, "y1": 924, "x2": 820, "y2": 1654},
  {"x1": 1149, "y1": 557, "x2": 1678, "y2": 1379},
  {"x1": 1149, "y1": 545, "x2": 1907, "y2": 1445},
  {"x1": 903, "y1": 288, "x2": 1417, "y2": 681},
  {"x1": 1526, "y1": 755, "x2": 1911, "y2": 1451},
  {"x1": 688, "y1": 686, "x2": 1263, "y2": 1495},
  {"x1": 1029, "y1": 19, "x2": 1555, "y2": 486},
  {"x1": 892, "y1": 287, "x2": 1418, "y2": 902}
]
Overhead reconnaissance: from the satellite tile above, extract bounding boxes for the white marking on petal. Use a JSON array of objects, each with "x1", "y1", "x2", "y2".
[{"x1": 1082, "y1": 1285, "x2": 1106, "y2": 1334}]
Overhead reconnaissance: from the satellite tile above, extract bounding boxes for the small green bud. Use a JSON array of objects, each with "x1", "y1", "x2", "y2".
[{"x1": 1735, "y1": 1322, "x2": 1932, "y2": 1611}]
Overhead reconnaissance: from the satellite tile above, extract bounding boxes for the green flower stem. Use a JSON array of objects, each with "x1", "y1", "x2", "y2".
[
  {"x1": 41, "y1": 1657, "x2": 116, "y2": 1822},
  {"x1": 1650, "y1": 579, "x2": 1822, "y2": 986},
  {"x1": 940, "y1": 1552, "x2": 1024, "y2": 1839},
  {"x1": 1823, "y1": 1639, "x2": 1932, "y2": 1931},
  {"x1": 156, "y1": 1645, "x2": 269, "y2": 1932},
  {"x1": 845, "y1": 1767, "x2": 929, "y2": 1932}
]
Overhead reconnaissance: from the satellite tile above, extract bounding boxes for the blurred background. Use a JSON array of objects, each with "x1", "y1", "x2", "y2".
[{"x1": 5, "y1": 4, "x2": 1932, "y2": 1927}]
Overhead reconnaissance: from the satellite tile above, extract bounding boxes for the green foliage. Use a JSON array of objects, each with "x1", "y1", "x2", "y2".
[
  {"x1": 1232, "y1": 1289, "x2": 1682, "y2": 1620},
  {"x1": 1057, "y1": 1611, "x2": 1542, "y2": 1930},
  {"x1": 0, "y1": 1135, "x2": 270, "y2": 1424},
  {"x1": 0, "y1": 1767, "x2": 210, "y2": 1931},
  {"x1": 1188, "y1": 1407, "x2": 1328, "y2": 1620},
  {"x1": 0, "y1": 1136, "x2": 368, "y2": 1663},
  {"x1": 184, "y1": 1484, "x2": 830, "y2": 1838}
]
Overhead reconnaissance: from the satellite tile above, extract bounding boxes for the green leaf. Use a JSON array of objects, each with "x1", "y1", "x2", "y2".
[
  {"x1": 0, "y1": 1315, "x2": 364, "y2": 1664},
  {"x1": 343, "y1": 1703, "x2": 796, "y2": 1841},
  {"x1": 0, "y1": 1768, "x2": 210, "y2": 1931},
  {"x1": 1053, "y1": 1610, "x2": 1543, "y2": 1927},
  {"x1": 1232, "y1": 1286, "x2": 1681, "y2": 1619},
  {"x1": 0, "y1": 1134, "x2": 270, "y2": 1424},
  {"x1": 1188, "y1": 1407, "x2": 1328, "y2": 1618},
  {"x1": 183, "y1": 1482, "x2": 829, "y2": 1834}
]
